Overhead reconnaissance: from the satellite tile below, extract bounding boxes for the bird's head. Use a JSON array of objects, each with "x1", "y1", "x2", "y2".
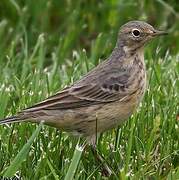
[{"x1": 117, "y1": 21, "x2": 167, "y2": 52}]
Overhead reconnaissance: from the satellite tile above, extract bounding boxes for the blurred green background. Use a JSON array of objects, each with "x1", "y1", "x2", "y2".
[
  {"x1": 0, "y1": 0, "x2": 178, "y2": 179},
  {"x1": 0, "y1": 0, "x2": 179, "y2": 63}
]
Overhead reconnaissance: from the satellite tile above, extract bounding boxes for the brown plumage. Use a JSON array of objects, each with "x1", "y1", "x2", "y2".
[{"x1": 0, "y1": 21, "x2": 167, "y2": 143}]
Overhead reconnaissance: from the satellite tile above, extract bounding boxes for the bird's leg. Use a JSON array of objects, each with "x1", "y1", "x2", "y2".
[
  {"x1": 94, "y1": 115, "x2": 112, "y2": 176},
  {"x1": 86, "y1": 115, "x2": 112, "y2": 176},
  {"x1": 90, "y1": 143, "x2": 112, "y2": 177}
]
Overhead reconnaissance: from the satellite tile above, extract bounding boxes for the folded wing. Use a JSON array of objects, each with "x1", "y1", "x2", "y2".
[{"x1": 23, "y1": 81, "x2": 134, "y2": 112}]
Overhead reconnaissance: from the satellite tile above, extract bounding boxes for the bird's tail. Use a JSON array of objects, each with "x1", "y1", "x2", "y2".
[{"x1": 0, "y1": 115, "x2": 27, "y2": 125}]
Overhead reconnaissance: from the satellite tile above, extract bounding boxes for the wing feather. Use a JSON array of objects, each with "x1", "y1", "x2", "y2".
[
  {"x1": 23, "y1": 72, "x2": 135, "y2": 112},
  {"x1": 23, "y1": 83, "x2": 129, "y2": 112}
]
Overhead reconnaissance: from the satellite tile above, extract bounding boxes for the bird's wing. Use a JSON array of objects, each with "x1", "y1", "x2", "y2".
[{"x1": 23, "y1": 79, "x2": 135, "y2": 112}]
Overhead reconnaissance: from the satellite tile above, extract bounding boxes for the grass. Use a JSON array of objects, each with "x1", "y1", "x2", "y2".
[{"x1": 0, "y1": 0, "x2": 178, "y2": 179}]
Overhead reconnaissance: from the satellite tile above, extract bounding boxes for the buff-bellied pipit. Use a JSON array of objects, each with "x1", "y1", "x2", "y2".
[{"x1": 0, "y1": 21, "x2": 167, "y2": 144}]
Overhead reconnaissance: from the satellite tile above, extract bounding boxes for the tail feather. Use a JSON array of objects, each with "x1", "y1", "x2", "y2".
[{"x1": 0, "y1": 115, "x2": 27, "y2": 125}]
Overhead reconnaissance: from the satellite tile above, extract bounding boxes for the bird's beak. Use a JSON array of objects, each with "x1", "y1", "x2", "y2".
[{"x1": 151, "y1": 30, "x2": 168, "y2": 36}]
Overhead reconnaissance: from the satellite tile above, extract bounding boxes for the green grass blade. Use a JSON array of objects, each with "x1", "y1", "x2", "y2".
[
  {"x1": 125, "y1": 118, "x2": 136, "y2": 174},
  {"x1": 47, "y1": 159, "x2": 59, "y2": 180},
  {"x1": 64, "y1": 142, "x2": 84, "y2": 180},
  {"x1": 4, "y1": 123, "x2": 43, "y2": 177}
]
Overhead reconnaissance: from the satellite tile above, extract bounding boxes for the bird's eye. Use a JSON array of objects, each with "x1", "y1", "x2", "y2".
[{"x1": 132, "y1": 29, "x2": 140, "y2": 37}]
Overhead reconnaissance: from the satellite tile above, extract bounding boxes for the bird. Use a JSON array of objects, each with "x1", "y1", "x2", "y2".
[{"x1": 0, "y1": 21, "x2": 167, "y2": 144}]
